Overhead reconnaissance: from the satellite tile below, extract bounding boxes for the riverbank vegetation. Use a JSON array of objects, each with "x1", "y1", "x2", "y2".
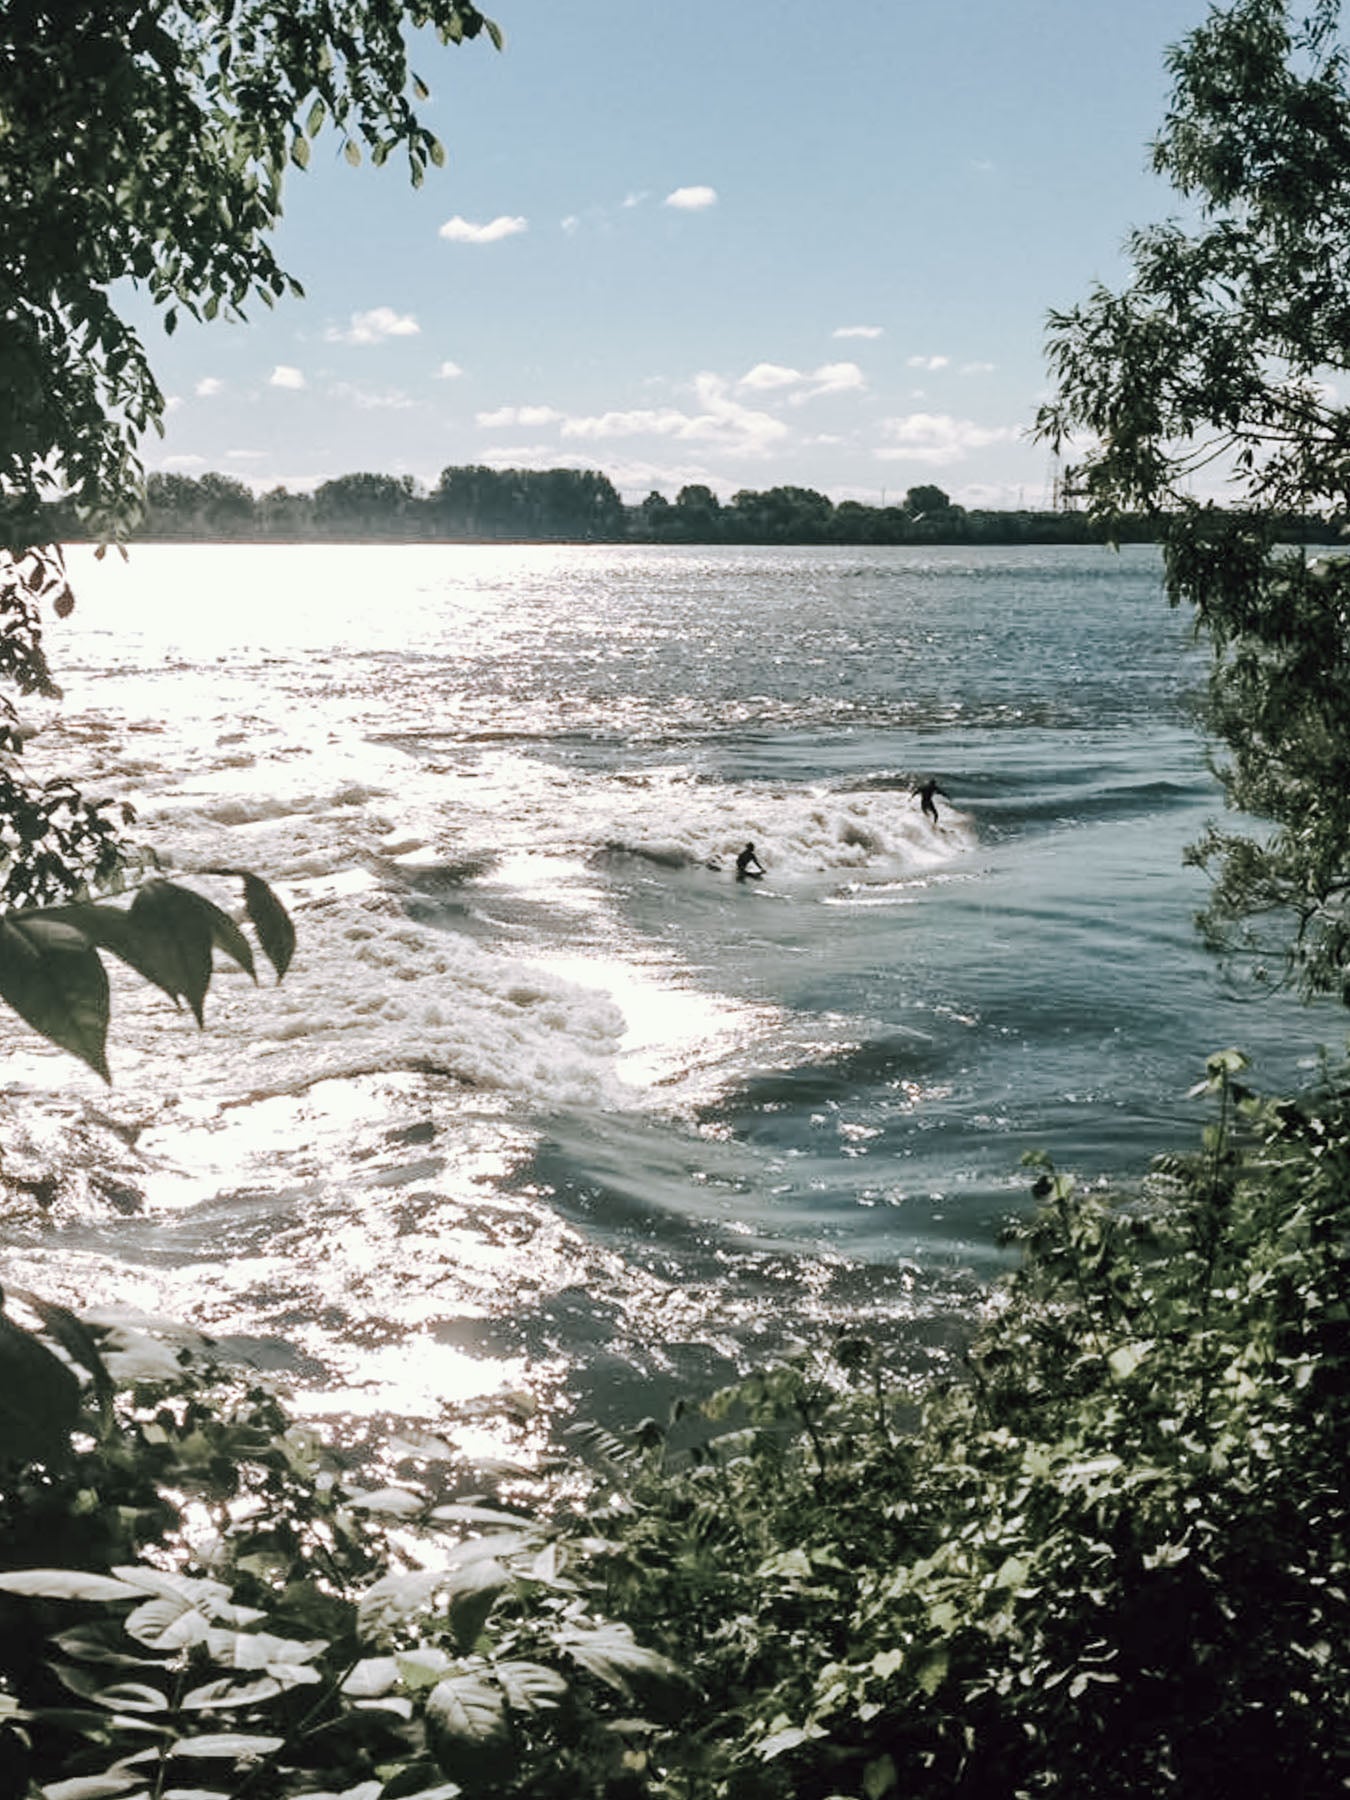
[
  {"x1": 85, "y1": 470, "x2": 1146, "y2": 548},
  {"x1": 2, "y1": 1049, "x2": 1347, "y2": 1796},
  {"x1": 6, "y1": 0, "x2": 1350, "y2": 1793},
  {"x1": 54, "y1": 468, "x2": 1340, "y2": 548}
]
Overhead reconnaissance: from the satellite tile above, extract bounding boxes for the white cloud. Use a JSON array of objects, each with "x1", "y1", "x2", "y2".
[
  {"x1": 436, "y1": 361, "x2": 464, "y2": 380},
  {"x1": 330, "y1": 381, "x2": 414, "y2": 411},
  {"x1": 622, "y1": 190, "x2": 648, "y2": 209},
  {"x1": 735, "y1": 361, "x2": 864, "y2": 403},
  {"x1": 438, "y1": 214, "x2": 528, "y2": 244},
  {"x1": 561, "y1": 214, "x2": 581, "y2": 235},
  {"x1": 477, "y1": 404, "x2": 563, "y2": 428},
  {"x1": 269, "y1": 365, "x2": 305, "y2": 390},
  {"x1": 907, "y1": 354, "x2": 950, "y2": 372},
  {"x1": 159, "y1": 453, "x2": 208, "y2": 470},
  {"x1": 833, "y1": 325, "x2": 884, "y2": 340},
  {"x1": 194, "y1": 376, "x2": 224, "y2": 398},
  {"x1": 738, "y1": 362, "x2": 802, "y2": 391},
  {"x1": 326, "y1": 306, "x2": 420, "y2": 345},
  {"x1": 563, "y1": 375, "x2": 786, "y2": 458},
  {"x1": 664, "y1": 185, "x2": 718, "y2": 211},
  {"x1": 224, "y1": 449, "x2": 266, "y2": 461},
  {"x1": 562, "y1": 408, "x2": 692, "y2": 440},
  {"x1": 960, "y1": 361, "x2": 997, "y2": 376},
  {"x1": 876, "y1": 412, "x2": 1017, "y2": 466},
  {"x1": 683, "y1": 373, "x2": 787, "y2": 453},
  {"x1": 798, "y1": 361, "x2": 865, "y2": 399}
]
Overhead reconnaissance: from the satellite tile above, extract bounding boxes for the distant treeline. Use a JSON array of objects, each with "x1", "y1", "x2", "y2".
[
  {"x1": 56, "y1": 466, "x2": 1341, "y2": 546},
  {"x1": 98, "y1": 468, "x2": 1127, "y2": 545}
]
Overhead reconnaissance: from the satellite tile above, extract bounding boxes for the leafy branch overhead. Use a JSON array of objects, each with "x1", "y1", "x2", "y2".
[
  {"x1": 1038, "y1": 0, "x2": 1350, "y2": 1001},
  {"x1": 1, "y1": 0, "x2": 501, "y2": 546},
  {"x1": 0, "y1": 2, "x2": 497, "y2": 1059},
  {"x1": 0, "y1": 873, "x2": 293, "y2": 1080}
]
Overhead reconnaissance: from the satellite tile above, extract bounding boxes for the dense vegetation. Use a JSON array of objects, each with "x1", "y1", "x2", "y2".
[
  {"x1": 79, "y1": 469, "x2": 1165, "y2": 547},
  {"x1": 0, "y1": 0, "x2": 499, "y2": 1039},
  {"x1": 1039, "y1": 0, "x2": 1350, "y2": 1000},
  {"x1": 2, "y1": 1051, "x2": 1347, "y2": 1797},
  {"x1": 6, "y1": 0, "x2": 1350, "y2": 1794}
]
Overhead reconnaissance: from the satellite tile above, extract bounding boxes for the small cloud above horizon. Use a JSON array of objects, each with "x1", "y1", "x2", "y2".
[
  {"x1": 736, "y1": 361, "x2": 865, "y2": 403},
  {"x1": 739, "y1": 363, "x2": 802, "y2": 392},
  {"x1": 436, "y1": 361, "x2": 465, "y2": 380},
  {"x1": 439, "y1": 214, "x2": 528, "y2": 244},
  {"x1": 961, "y1": 361, "x2": 996, "y2": 375},
  {"x1": 907, "y1": 354, "x2": 950, "y2": 372},
  {"x1": 269, "y1": 366, "x2": 305, "y2": 390},
  {"x1": 876, "y1": 411, "x2": 1016, "y2": 466},
  {"x1": 833, "y1": 325, "x2": 884, "y2": 340},
  {"x1": 664, "y1": 185, "x2": 718, "y2": 211},
  {"x1": 194, "y1": 376, "x2": 224, "y2": 398},
  {"x1": 330, "y1": 381, "x2": 414, "y2": 411},
  {"x1": 477, "y1": 404, "x2": 563, "y2": 428},
  {"x1": 326, "y1": 307, "x2": 420, "y2": 345}
]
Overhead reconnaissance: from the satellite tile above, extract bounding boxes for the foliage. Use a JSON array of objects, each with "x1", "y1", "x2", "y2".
[
  {"x1": 1038, "y1": 0, "x2": 1350, "y2": 1000},
  {"x1": 109, "y1": 468, "x2": 1150, "y2": 546},
  {"x1": 1, "y1": 0, "x2": 497, "y2": 1058},
  {"x1": 5, "y1": 1054, "x2": 1347, "y2": 1797},
  {"x1": 1, "y1": 0, "x2": 499, "y2": 547},
  {"x1": 545, "y1": 1052, "x2": 1349, "y2": 1797},
  {"x1": 0, "y1": 873, "x2": 295, "y2": 1080},
  {"x1": 0, "y1": 1324, "x2": 684, "y2": 1800}
]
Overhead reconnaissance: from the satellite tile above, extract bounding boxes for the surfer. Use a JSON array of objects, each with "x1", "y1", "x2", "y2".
[
  {"x1": 916, "y1": 778, "x2": 948, "y2": 826},
  {"x1": 735, "y1": 841, "x2": 765, "y2": 881}
]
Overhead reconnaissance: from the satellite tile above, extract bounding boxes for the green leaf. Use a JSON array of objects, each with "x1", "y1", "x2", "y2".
[
  {"x1": 40, "y1": 1780, "x2": 141, "y2": 1800},
  {"x1": 7, "y1": 1287, "x2": 114, "y2": 1430},
  {"x1": 181, "y1": 1676, "x2": 284, "y2": 1710},
  {"x1": 425, "y1": 1673, "x2": 506, "y2": 1743},
  {"x1": 345, "y1": 1486, "x2": 424, "y2": 1516},
  {"x1": 493, "y1": 1660, "x2": 567, "y2": 1713},
  {"x1": 0, "y1": 1570, "x2": 141, "y2": 1602},
  {"x1": 83, "y1": 1680, "x2": 169, "y2": 1714},
  {"x1": 341, "y1": 1656, "x2": 400, "y2": 1699},
  {"x1": 343, "y1": 138, "x2": 361, "y2": 166},
  {"x1": 0, "y1": 1309, "x2": 82, "y2": 1462},
  {"x1": 163, "y1": 1732, "x2": 285, "y2": 1759},
  {"x1": 125, "y1": 880, "x2": 216, "y2": 1022},
  {"x1": 357, "y1": 1571, "x2": 442, "y2": 1635},
  {"x1": 558, "y1": 1623, "x2": 682, "y2": 1696},
  {"x1": 0, "y1": 915, "x2": 110, "y2": 1078},
  {"x1": 209, "y1": 870, "x2": 294, "y2": 979},
  {"x1": 443, "y1": 1559, "x2": 509, "y2": 1653}
]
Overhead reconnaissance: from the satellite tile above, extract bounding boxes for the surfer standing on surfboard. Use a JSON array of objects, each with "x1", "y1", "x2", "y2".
[{"x1": 916, "y1": 778, "x2": 948, "y2": 826}]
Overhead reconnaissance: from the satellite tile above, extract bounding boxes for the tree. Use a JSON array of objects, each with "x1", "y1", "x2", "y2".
[
  {"x1": 1038, "y1": 0, "x2": 1350, "y2": 1001},
  {"x1": 314, "y1": 471, "x2": 421, "y2": 535},
  {"x1": 0, "y1": 1, "x2": 498, "y2": 1059},
  {"x1": 901, "y1": 483, "x2": 952, "y2": 521}
]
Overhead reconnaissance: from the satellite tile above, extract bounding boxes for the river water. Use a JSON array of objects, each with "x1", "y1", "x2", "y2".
[{"x1": 0, "y1": 542, "x2": 1320, "y2": 1455}]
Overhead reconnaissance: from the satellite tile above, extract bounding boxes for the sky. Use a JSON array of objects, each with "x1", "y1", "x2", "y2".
[{"x1": 137, "y1": 0, "x2": 1215, "y2": 509}]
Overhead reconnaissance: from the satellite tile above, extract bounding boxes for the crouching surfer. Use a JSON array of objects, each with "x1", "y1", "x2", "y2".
[{"x1": 736, "y1": 841, "x2": 765, "y2": 881}]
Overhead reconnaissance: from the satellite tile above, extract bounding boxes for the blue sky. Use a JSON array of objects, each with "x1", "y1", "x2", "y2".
[{"x1": 141, "y1": 0, "x2": 1211, "y2": 508}]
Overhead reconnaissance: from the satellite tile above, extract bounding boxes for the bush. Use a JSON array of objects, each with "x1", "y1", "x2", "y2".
[
  {"x1": 3, "y1": 1051, "x2": 1347, "y2": 1798},
  {"x1": 566, "y1": 1051, "x2": 1350, "y2": 1797}
]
